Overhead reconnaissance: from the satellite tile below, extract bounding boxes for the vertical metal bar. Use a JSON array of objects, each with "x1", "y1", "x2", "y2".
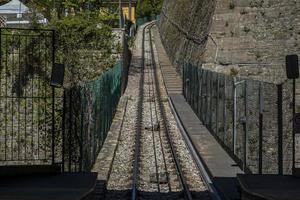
[
  {"x1": 4, "y1": 34, "x2": 8, "y2": 161},
  {"x1": 223, "y1": 75, "x2": 227, "y2": 142},
  {"x1": 209, "y1": 72, "x2": 213, "y2": 129},
  {"x1": 51, "y1": 86, "x2": 55, "y2": 164},
  {"x1": 216, "y1": 74, "x2": 219, "y2": 137},
  {"x1": 259, "y1": 83, "x2": 263, "y2": 174},
  {"x1": 278, "y1": 84, "x2": 283, "y2": 175},
  {"x1": 205, "y1": 71, "x2": 208, "y2": 125},
  {"x1": 293, "y1": 79, "x2": 296, "y2": 173},
  {"x1": 62, "y1": 90, "x2": 66, "y2": 172},
  {"x1": 243, "y1": 81, "x2": 248, "y2": 171},
  {"x1": 233, "y1": 78, "x2": 237, "y2": 154},
  {"x1": 80, "y1": 106, "x2": 84, "y2": 171},
  {"x1": 11, "y1": 35, "x2": 15, "y2": 160},
  {"x1": 31, "y1": 35, "x2": 34, "y2": 159},
  {"x1": 18, "y1": 34, "x2": 21, "y2": 160},
  {"x1": 51, "y1": 30, "x2": 56, "y2": 165},
  {"x1": 68, "y1": 90, "x2": 72, "y2": 172},
  {"x1": 24, "y1": 35, "x2": 28, "y2": 160},
  {"x1": 197, "y1": 69, "x2": 202, "y2": 117}
]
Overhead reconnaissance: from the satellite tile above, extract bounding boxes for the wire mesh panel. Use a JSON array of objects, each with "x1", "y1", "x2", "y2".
[
  {"x1": 261, "y1": 83, "x2": 279, "y2": 174},
  {"x1": 246, "y1": 80, "x2": 260, "y2": 173},
  {"x1": 218, "y1": 74, "x2": 226, "y2": 142},
  {"x1": 63, "y1": 63, "x2": 121, "y2": 172},
  {"x1": 0, "y1": 28, "x2": 62, "y2": 166},
  {"x1": 235, "y1": 78, "x2": 246, "y2": 163},
  {"x1": 225, "y1": 76, "x2": 234, "y2": 150},
  {"x1": 211, "y1": 72, "x2": 217, "y2": 134},
  {"x1": 197, "y1": 68, "x2": 203, "y2": 119},
  {"x1": 282, "y1": 80, "x2": 293, "y2": 174},
  {"x1": 183, "y1": 63, "x2": 294, "y2": 175}
]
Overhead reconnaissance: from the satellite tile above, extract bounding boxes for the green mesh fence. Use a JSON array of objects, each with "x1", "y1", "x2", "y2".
[
  {"x1": 63, "y1": 62, "x2": 121, "y2": 172},
  {"x1": 183, "y1": 64, "x2": 293, "y2": 175}
]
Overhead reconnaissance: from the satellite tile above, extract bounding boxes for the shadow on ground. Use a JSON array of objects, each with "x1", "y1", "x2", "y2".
[{"x1": 87, "y1": 181, "x2": 211, "y2": 200}]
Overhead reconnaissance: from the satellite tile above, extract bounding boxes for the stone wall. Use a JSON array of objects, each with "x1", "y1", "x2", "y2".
[
  {"x1": 158, "y1": 0, "x2": 300, "y2": 174},
  {"x1": 159, "y1": 0, "x2": 300, "y2": 84}
]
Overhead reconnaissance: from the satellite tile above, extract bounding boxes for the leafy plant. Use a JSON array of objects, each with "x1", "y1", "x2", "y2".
[
  {"x1": 136, "y1": 0, "x2": 163, "y2": 19},
  {"x1": 48, "y1": 12, "x2": 118, "y2": 86}
]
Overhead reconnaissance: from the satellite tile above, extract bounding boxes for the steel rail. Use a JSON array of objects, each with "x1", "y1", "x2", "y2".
[
  {"x1": 147, "y1": 24, "x2": 172, "y2": 193},
  {"x1": 149, "y1": 22, "x2": 223, "y2": 200},
  {"x1": 145, "y1": 26, "x2": 160, "y2": 193},
  {"x1": 131, "y1": 22, "x2": 151, "y2": 200},
  {"x1": 148, "y1": 24, "x2": 193, "y2": 200}
]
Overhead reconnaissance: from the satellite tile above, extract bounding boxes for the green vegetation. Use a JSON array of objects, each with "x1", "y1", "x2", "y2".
[
  {"x1": 136, "y1": 0, "x2": 163, "y2": 19},
  {"x1": 49, "y1": 12, "x2": 118, "y2": 86}
]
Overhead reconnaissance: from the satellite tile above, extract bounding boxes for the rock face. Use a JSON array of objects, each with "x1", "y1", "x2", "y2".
[
  {"x1": 159, "y1": 0, "x2": 300, "y2": 83},
  {"x1": 158, "y1": 0, "x2": 300, "y2": 175}
]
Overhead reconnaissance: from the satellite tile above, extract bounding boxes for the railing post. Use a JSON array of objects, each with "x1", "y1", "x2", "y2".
[
  {"x1": 51, "y1": 86, "x2": 55, "y2": 165},
  {"x1": 68, "y1": 90, "x2": 72, "y2": 172},
  {"x1": 278, "y1": 84, "x2": 283, "y2": 175},
  {"x1": 209, "y1": 72, "x2": 213, "y2": 129},
  {"x1": 233, "y1": 77, "x2": 237, "y2": 154},
  {"x1": 223, "y1": 75, "x2": 227, "y2": 142},
  {"x1": 259, "y1": 83, "x2": 264, "y2": 174},
  {"x1": 216, "y1": 74, "x2": 220, "y2": 137},
  {"x1": 243, "y1": 81, "x2": 248, "y2": 171},
  {"x1": 62, "y1": 90, "x2": 66, "y2": 172},
  {"x1": 51, "y1": 30, "x2": 56, "y2": 165}
]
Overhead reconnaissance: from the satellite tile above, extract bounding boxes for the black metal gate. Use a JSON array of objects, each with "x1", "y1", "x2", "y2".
[{"x1": 0, "y1": 28, "x2": 63, "y2": 166}]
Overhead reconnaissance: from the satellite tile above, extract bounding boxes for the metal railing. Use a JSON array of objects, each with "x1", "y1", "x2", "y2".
[
  {"x1": 0, "y1": 27, "x2": 130, "y2": 173},
  {"x1": 63, "y1": 62, "x2": 122, "y2": 172},
  {"x1": 0, "y1": 28, "x2": 62, "y2": 166},
  {"x1": 183, "y1": 64, "x2": 293, "y2": 175}
]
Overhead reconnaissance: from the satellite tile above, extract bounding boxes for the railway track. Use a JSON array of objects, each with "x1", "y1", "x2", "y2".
[
  {"x1": 104, "y1": 22, "x2": 216, "y2": 200},
  {"x1": 131, "y1": 23, "x2": 210, "y2": 200}
]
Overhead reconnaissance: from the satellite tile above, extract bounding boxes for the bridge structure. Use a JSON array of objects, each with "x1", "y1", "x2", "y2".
[{"x1": 0, "y1": 18, "x2": 299, "y2": 200}]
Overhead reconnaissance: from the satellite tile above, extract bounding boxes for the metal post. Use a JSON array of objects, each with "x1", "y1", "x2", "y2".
[
  {"x1": 51, "y1": 30, "x2": 56, "y2": 165},
  {"x1": 243, "y1": 81, "x2": 248, "y2": 171},
  {"x1": 293, "y1": 79, "x2": 296, "y2": 173},
  {"x1": 233, "y1": 77, "x2": 237, "y2": 154},
  {"x1": 51, "y1": 86, "x2": 55, "y2": 164},
  {"x1": 197, "y1": 69, "x2": 202, "y2": 117},
  {"x1": 216, "y1": 74, "x2": 220, "y2": 136},
  {"x1": 209, "y1": 72, "x2": 213, "y2": 129},
  {"x1": 223, "y1": 75, "x2": 227, "y2": 142},
  {"x1": 68, "y1": 90, "x2": 72, "y2": 172},
  {"x1": 62, "y1": 90, "x2": 66, "y2": 172},
  {"x1": 278, "y1": 84, "x2": 283, "y2": 175},
  {"x1": 259, "y1": 83, "x2": 264, "y2": 174}
]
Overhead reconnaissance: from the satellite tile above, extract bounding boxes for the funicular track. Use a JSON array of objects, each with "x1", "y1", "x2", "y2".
[
  {"x1": 102, "y1": 22, "x2": 214, "y2": 200},
  {"x1": 131, "y1": 23, "x2": 208, "y2": 200}
]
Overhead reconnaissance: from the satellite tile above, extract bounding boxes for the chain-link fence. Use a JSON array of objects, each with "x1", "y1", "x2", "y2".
[
  {"x1": 183, "y1": 64, "x2": 293, "y2": 175},
  {"x1": 63, "y1": 63, "x2": 121, "y2": 172}
]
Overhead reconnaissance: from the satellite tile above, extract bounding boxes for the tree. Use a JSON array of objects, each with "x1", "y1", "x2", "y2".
[{"x1": 136, "y1": 0, "x2": 163, "y2": 19}]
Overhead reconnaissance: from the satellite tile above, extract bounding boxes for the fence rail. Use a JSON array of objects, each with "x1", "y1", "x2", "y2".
[{"x1": 183, "y1": 64, "x2": 294, "y2": 175}]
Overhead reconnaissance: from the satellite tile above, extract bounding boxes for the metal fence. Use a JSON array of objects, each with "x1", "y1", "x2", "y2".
[
  {"x1": 0, "y1": 28, "x2": 63, "y2": 166},
  {"x1": 63, "y1": 62, "x2": 122, "y2": 172},
  {"x1": 0, "y1": 27, "x2": 128, "y2": 173},
  {"x1": 183, "y1": 64, "x2": 294, "y2": 175}
]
